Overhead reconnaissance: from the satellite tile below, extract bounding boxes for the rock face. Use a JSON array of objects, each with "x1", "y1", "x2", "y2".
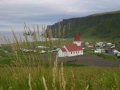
[{"x1": 46, "y1": 10, "x2": 120, "y2": 39}]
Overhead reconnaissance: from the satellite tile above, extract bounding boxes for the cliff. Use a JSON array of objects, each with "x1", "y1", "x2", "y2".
[{"x1": 47, "y1": 10, "x2": 120, "y2": 40}]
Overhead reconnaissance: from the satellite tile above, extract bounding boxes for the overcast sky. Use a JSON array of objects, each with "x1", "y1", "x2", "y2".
[{"x1": 0, "y1": 0, "x2": 120, "y2": 31}]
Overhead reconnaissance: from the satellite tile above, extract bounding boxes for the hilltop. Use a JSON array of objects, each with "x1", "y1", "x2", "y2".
[{"x1": 47, "y1": 10, "x2": 120, "y2": 41}]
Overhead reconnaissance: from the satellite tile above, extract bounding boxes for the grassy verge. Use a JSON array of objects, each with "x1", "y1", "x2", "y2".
[{"x1": 96, "y1": 53, "x2": 120, "y2": 60}]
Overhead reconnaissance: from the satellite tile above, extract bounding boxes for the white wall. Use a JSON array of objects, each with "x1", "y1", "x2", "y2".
[
  {"x1": 58, "y1": 49, "x2": 63, "y2": 57},
  {"x1": 67, "y1": 50, "x2": 83, "y2": 57},
  {"x1": 58, "y1": 46, "x2": 83, "y2": 57},
  {"x1": 63, "y1": 46, "x2": 69, "y2": 56},
  {"x1": 73, "y1": 41, "x2": 81, "y2": 46},
  {"x1": 58, "y1": 49, "x2": 67, "y2": 57},
  {"x1": 79, "y1": 50, "x2": 83, "y2": 55}
]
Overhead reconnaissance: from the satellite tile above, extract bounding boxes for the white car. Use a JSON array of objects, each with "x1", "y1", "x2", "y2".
[
  {"x1": 113, "y1": 50, "x2": 119, "y2": 55},
  {"x1": 52, "y1": 48, "x2": 60, "y2": 52},
  {"x1": 33, "y1": 50, "x2": 37, "y2": 53},
  {"x1": 117, "y1": 52, "x2": 120, "y2": 57},
  {"x1": 110, "y1": 45, "x2": 115, "y2": 49},
  {"x1": 48, "y1": 50, "x2": 53, "y2": 53},
  {"x1": 94, "y1": 50, "x2": 101, "y2": 53},
  {"x1": 40, "y1": 50, "x2": 46, "y2": 54},
  {"x1": 22, "y1": 49, "x2": 30, "y2": 52}
]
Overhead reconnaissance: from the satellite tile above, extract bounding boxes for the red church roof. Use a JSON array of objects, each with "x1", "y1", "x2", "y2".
[
  {"x1": 65, "y1": 44, "x2": 82, "y2": 52},
  {"x1": 74, "y1": 32, "x2": 80, "y2": 41},
  {"x1": 60, "y1": 47, "x2": 67, "y2": 52}
]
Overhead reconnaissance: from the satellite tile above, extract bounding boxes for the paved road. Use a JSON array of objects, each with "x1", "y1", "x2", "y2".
[
  {"x1": 105, "y1": 44, "x2": 115, "y2": 56},
  {"x1": 41, "y1": 42, "x2": 119, "y2": 67},
  {"x1": 44, "y1": 53, "x2": 120, "y2": 68}
]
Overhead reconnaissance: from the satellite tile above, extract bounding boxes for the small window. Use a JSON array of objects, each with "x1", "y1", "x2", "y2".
[{"x1": 71, "y1": 52, "x2": 72, "y2": 54}]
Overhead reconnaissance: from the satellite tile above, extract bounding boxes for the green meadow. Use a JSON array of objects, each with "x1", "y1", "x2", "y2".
[
  {"x1": 0, "y1": 65, "x2": 120, "y2": 90},
  {"x1": 0, "y1": 25, "x2": 120, "y2": 90}
]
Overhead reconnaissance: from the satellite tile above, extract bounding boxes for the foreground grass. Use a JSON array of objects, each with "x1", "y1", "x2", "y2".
[{"x1": 0, "y1": 65, "x2": 120, "y2": 90}]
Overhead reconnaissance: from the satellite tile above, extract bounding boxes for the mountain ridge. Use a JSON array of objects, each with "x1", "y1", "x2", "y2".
[{"x1": 47, "y1": 10, "x2": 120, "y2": 40}]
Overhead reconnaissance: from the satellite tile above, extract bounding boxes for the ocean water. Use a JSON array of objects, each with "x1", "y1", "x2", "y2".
[
  {"x1": 0, "y1": 31, "x2": 21, "y2": 44},
  {"x1": 0, "y1": 31, "x2": 58, "y2": 44}
]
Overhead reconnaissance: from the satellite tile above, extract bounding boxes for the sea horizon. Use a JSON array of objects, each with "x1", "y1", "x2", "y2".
[{"x1": 0, "y1": 31, "x2": 58, "y2": 44}]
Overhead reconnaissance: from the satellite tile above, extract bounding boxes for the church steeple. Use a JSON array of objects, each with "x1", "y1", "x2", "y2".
[
  {"x1": 73, "y1": 32, "x2": 81, "y2": 46},
  {"x1": 74, "y1": 32, "x2": 80, "y2": 41}
]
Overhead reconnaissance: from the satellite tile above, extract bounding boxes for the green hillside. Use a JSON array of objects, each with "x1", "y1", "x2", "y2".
[{"x1": 47, "y1": 10, "x2": 120, "y2": 41}]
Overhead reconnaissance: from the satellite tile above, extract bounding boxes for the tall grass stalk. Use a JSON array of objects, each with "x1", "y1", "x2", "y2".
[
  {"x1": 58, "y1": 20, "x2": 61, "y2": 45},
  {"x1": 71, "y1": 70, "x2": 75, "y2": 90},
  {"x1": 60, "y1": 63, "x2": 66, "y2": 90},
  {"x1": 42, "y1": 76, "x2": 48, "y2": 90},
  {"x1": 62, "y1": 25, "x2": 66, "y2": 44},
  {"x1": 3, "y1": 35, "x2": 22, "y2": 64},
  {"x1": 52, "y1": 55, "x2": 58, "y2": 90},
  {"x1": 85, "y1": 84, "x2": 89, "y2": 90},
  {"x1": 68, "y1": 22, "x2": 71, "y2": 36},
  {"x1": 28, "y1": 73, "x2": 32, "y2": 90},
  {"x1": 47, "y1": 28, "x2": 53, "y2": 48}
]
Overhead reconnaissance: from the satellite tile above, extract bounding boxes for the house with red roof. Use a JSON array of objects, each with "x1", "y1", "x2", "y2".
[
  {"x1": 58, "y1": 32, "x2": 83, "y2": 57},
  {"x1": 86, "y1": 43, "x2": 94, "y2": 47}
]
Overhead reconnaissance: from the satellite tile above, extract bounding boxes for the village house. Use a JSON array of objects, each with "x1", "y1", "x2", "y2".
[
  {"x1": 58, "y1": 32, "x2": 83, "y2": 57},
  {"x1": 86, "y1": 43, "x2": 94, "y2": 47},
  {"x1": 95, "y1": 42, "x2": 106, "y2": 47}
]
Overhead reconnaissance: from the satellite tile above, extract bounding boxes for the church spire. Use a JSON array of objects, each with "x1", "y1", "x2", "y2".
[{"x1": 74, "y1": 31, "x2": 80, "y2": 41}]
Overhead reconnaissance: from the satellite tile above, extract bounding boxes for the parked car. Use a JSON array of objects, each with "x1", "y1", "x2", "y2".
[
  {"x1": 40, "y1": 50, "x2": 46, "y2": 54},
  {"x1": 110, "y1": 45, "x2": 115, "y2": 49},
  {"x1": 20, "y1": 48, "x2": 25, "y2": 51},
  {"x1": 48, "y1": 50, "x2": 53, "y2": 53},
  {"x1": 113, "y1": 50, "x2": 119, "y2": 55},
  {"x1": 52, "y1": 47, "x2": 60, "y2": 52},
  {"x1": 94, "y1": 48, "x2": 105, "y2": 53},
  {"x1": 20, "y1": 48, "x2": 37, "y2": 53},
  {"x1": 117, "y1": 52, "x2": 120, "y2": 58},
  {"x1": 32, "y1": 50, "x2": 37, "y2": 53},
  {"x1": 94, "y1": 50, "x2": 101, "y2": 53},
  {"x1": 22, "y1": 49, "x2": 30, "y2": 52}
]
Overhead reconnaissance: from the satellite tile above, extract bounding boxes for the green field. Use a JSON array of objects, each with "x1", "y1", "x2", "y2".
[
  {"x1": 0, "y1": 26, "x2": 120, "y2": 89},
  {"x1": 0, "y1": 43, "x2": 120, "y2": 90},
  {"x1": 0, "y1": 63, "x2": 120, "y2": 90}
]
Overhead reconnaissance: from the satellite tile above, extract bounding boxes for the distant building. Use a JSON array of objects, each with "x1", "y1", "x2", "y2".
[
  {"x1": 86, "y1": 43, "x2": 94, "y2": 47},
  {"x1": 58, "y1": 32, "x2": 83, "y2": 57},
  {"x1": 95, "y1": 42, "x2": 105, "y2": 47}
]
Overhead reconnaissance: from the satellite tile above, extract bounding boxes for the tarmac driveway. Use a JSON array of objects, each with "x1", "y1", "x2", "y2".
[{"x1": 57, "y1": 54, "x2": 120, "y2": 67}]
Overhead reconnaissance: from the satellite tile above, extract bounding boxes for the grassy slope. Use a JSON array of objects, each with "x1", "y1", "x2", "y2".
[{"x1": 48, "y1": 10, "x2": 120, "y2": 41}]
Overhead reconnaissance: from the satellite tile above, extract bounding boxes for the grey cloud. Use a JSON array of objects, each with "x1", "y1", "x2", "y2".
[{"x1": 0, "y1": 0, "x2": 120, "y2": 31}]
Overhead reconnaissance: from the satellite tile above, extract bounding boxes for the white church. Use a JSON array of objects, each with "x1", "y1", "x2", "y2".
[{"x1": 58, "y1": 32, "x2": 83, "y2": 57}]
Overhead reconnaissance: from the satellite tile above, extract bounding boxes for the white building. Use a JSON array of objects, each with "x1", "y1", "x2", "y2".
[
  {"x1": 58, "y1": 32, "x2": 83, "y2": 57},
  {"x1": 95, "y1": 42, "x2": 106, "y2": 47}
]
